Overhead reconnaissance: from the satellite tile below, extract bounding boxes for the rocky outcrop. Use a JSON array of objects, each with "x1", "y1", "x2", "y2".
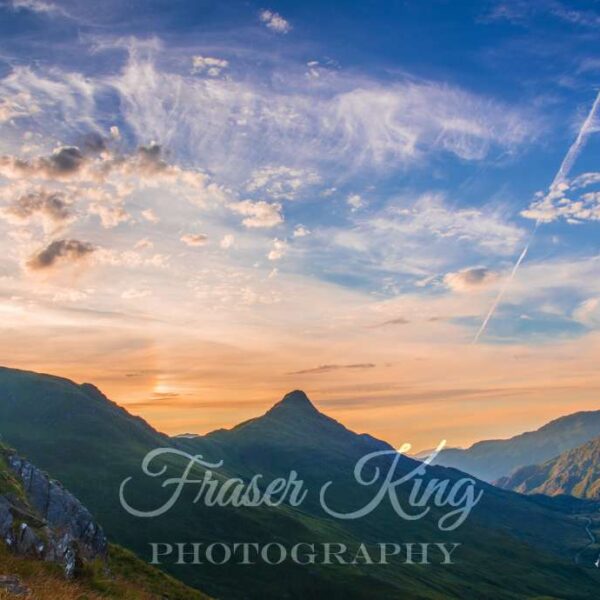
[
  {"x1": 0, "y1": 575, "x2": 29, "y2": 596},
  {"x1": 0, "y1": 448, "x2": 107, "y2": 579}
]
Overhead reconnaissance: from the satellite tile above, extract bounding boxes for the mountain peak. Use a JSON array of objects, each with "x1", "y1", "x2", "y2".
[
  {"x1": 281, "y1": 389, "x2": 312, "y2": 403},
  {"x1": 275, "y1": 390, "x2": 317, "y2": 410},
  {"x1": 273, "y1": 390, "x2": 316, "y2": 411}
]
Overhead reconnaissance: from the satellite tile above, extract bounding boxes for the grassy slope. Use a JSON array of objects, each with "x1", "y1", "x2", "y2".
[
  {"x1": 0, "y1": 442, "x2": 211, "y2": 600},
  {"x1": 1, "y1": 369, "x2": 599, "y2": 599},
  {"x1": 0, "y1": 542, "x2": 211, "y2": 600}
]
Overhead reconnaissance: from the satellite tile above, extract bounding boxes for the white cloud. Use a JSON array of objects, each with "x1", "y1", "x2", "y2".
[
  {"x1": 293, "y1": 225, "x2": 310, "y2": 238},
  {"x1": 121, "y1": 288, "x2": 152, "y2": 300},
  {"x1": 347, "y1": 193, "x2": 363, "y2": 210},
  {"x1": 52, "y1": 288, "x2": 90, "y2": 303},
  {"x1": 220, "y1": 234, "x2": 235, "y2": 249},
  {"x1": 134, "y1": 238, "x2": 153, "y2": 250},
  {"x1": 96, "y1": 248, "x2": 169, "y2": 269},
  {"x1": 522, "y1": 182, "x2": 600, "y2": 224},
  {"x1": 0, "y1": 92, "x2": 40, "y2": 122},
  {"x1": 89, "y1": 203, "x2": 131, "y2": 228},
  {"x1": 571, "y1": 172, "x2": 600, "y2": 189},
  {"x1": 181, "y1": 233, "x2": 209, "y2": 247},
  {"x1": 268, "y1": 238, "x2": 288, "y2": 260},
  {"x1": 191, "y1": 56, "x2": 229, "y2": 77},
  {"x1": 87, "y1": 188, "x2": 131, "y2": 228},
  {"x1": 259, "y1": 9, "x2": 291, "y2": 33},
  {"x1": 573, "y1": 298, "x2": 600, "y2": 325},
  {"x1": 246, "y1": 165, "x2": 320, "y2": 200},
  {"x1": 230, "y1": 200, "x2": 283, "y2": 228},
  {"x1": 141, "y1": 208, "x2": 160, "y2": 223},
  {"x1": 10, "y1": 0, "x2": 64, "y2": 15}
]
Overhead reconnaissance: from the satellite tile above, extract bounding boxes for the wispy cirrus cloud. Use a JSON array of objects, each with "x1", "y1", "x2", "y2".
[
  {"x1": 326, "y1": 193, "x2": 524, "y2": 282},
  {"x1": 484, "y1": 0, "x2": 600, "y2": 28},
  {"x1": 288, "y1": 363, "x2": 376, "y2": 375},
  {"x1": 9, "y1": 0, "x2": 65, "y2": 15},
  {"x1": 0, "y1": 38, "x2": 539, "y2": 213},
  {"x1": 97, "y1": 41, "x2": 535, "y2": 181}
]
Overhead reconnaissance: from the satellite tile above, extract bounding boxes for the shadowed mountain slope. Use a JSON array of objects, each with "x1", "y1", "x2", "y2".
[{"x1": 497, "y1": 436, "x2": 600, "y2": 500}]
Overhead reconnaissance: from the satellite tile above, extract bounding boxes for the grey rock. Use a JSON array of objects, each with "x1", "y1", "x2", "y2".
[
  {"x1": 0, "y1": 496, "x2": 14, "y2": 538},
  {"x1": 7, "y1": 453, "x2": 107, "y2": 560},
  {"x1": 1, "y1": 450, "x2": 107, "y2": 580}
]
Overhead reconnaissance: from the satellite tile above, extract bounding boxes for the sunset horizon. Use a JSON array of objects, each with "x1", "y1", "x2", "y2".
[{"x1": 2, "y1": 3, "x2": 600, "y2": 598}]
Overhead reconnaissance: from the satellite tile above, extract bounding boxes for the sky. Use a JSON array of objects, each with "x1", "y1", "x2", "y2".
[{"x1": 1, "y1": 0, "x2": 600, "y2": 451}]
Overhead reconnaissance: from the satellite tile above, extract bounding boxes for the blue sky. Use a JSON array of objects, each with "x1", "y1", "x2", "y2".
[{"x1": 0, "y1": 0, "x2": 600, "y2": 447}]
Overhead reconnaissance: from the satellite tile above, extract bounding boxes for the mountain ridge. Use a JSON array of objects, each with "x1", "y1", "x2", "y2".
[
  {"x1": 497, "y1": 435, "x2": 600, "y2": 500},
  {"x1": 1, "y1": 366, "x2": 599, "y2": 599},
  {"x1": 429, "y1": 408, "x2": 600, "y2": 481}
]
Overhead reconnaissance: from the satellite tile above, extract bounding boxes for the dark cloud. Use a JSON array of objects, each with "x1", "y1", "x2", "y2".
[
  {"x1": 43, "y1": 146, "x2": 86, "y2": 176},
  {"x1": 136, "y1": 142, "x2": 167, "y2": 173},
  {"x1": 80, "y1": 132, "x2": 107, "y2": 155},
  {"x1": 27, "y1": 239, "x2": 95, "y2": 270},
  {"x1": 374, "y1": 316, "x2": 410, "y2": 327},
  {"x1": 444, "y1": 266, "x2": 498, "y2": 292},
  {"x1": 0, "y1": 138, "x2": 192, "y2": 187},
  {"x1": 125, "y1": 369, "x2": 162, "y2": 378},
  {"x1": 288, "y1": 363, "x2": 376, "y2": 375},
  {"x1": 0, "y1": 146, "x2": 86, "y2": 179},
  {"x1": 2, "y1": 190, "x2": 72, "y2": 223}
]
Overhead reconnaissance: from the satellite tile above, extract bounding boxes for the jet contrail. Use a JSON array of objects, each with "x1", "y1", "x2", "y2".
[{"x1": 473, "y1": 91, "x2": 600, "y2": 344}]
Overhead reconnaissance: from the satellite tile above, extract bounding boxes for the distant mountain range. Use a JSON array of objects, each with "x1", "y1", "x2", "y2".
[
  {"x1": 497, "y1": 436, "x2": 600, "y2": 500},
  {"x1": 0, "y1": 366, "x2": 599, "y2": 599},
  {"x1": 428, "y1": 409, "x2": 600, "y2": 482}
]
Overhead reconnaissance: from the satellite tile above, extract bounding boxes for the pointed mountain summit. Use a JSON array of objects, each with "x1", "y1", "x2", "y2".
[
  {"x1": 272, "y1": 389, "x2": 316, "y2": 409},
  {"x1": 266, "y1": 389, "x2": 320, "y2": 418},
  {"x1": 200, "y1": 388, "x2": 394, "y2": 464}
]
